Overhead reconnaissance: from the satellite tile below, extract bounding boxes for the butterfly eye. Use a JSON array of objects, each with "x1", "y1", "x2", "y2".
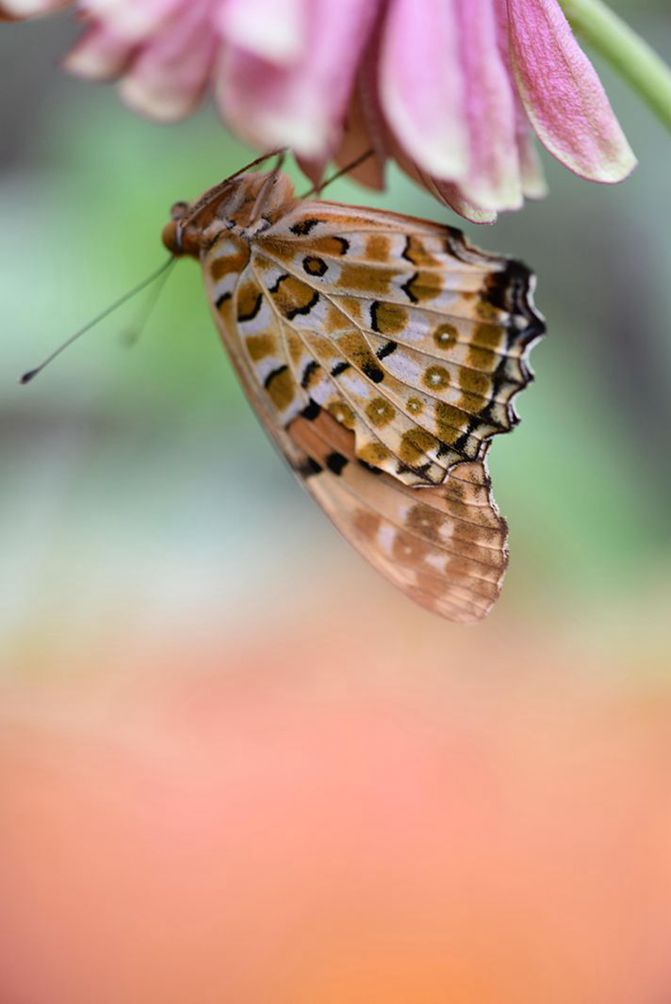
[
  {"x1": 161, "y1": 220, "x2": 184, "y2": 255},
  {"x1": 170, "y1": 201, "x2": 189, "y2": 221}
]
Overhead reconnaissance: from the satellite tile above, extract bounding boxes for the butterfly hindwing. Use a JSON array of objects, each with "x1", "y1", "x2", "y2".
[{"x1": 287, "y1": 408, "x2": 509, "y2": 623}]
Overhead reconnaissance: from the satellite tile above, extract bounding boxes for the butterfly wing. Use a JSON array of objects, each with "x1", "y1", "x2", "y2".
[
  {"x1": 287, "y1": 409, "x2": 508, "y2": 623},
  {"x1": 249, "y1": 201, "x2": 545, "y2": 486},
  {"x1": 200, "y1": 200, "x2": 541, "y2": 621},
  {"x1": 203, "y1": 317, "x2": 508, "y2": 623}
]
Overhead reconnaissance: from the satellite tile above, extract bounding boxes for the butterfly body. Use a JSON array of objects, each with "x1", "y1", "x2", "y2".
[{"x1": 163, "y1": 167, "x2": 544, "y2": 622}]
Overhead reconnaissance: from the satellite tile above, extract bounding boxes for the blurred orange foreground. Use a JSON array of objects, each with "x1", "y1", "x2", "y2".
[{"x1": 1, "y1": 600, "x2": 671, "y2": 1004}]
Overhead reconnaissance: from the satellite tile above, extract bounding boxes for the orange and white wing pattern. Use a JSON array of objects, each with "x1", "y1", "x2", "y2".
[
  {"x1": 287, "y1": 409, "x2": 508, "y2": 624},
  {"x1": 190, "y1": 318, "x2": 508, "y2": 623},
  {"x1": 166, "y1": 168, "x2": 544, "y2": 621},
  {"x1": 247, "y1": 202, "x2": 544, "y2": 487}
]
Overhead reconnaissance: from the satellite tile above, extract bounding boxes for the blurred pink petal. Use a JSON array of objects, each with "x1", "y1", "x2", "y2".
[
  {"x1": 218, "y1": 0, "x2": 381, "y2": 159},
  {"x1": 1, "y1": 0, "x2": 638, "y2": 218},
  {"x1": 379, "y1": 0, "x2": 468, "y2": 180},
  {"x1": 506, "y1": 0, "x2": 637, "y2": 182},
  {"x1": 65, "y1": 24, "x2": 134, "y2": 80},
  {"x1": 428, "y1": 178, "x2": 499, "y2": 224},
  {"x1": 83, "y1": 0, "x2": 185, "y2": 41},
  {"x1": 0, "y1": 0, "x2": 67, "y2": 14},
  {"x1": 217, "y1": 0, "x2": 307, "y2": 66},
  {"x1": 118, "y1": 4, "x2": 217, "y2": 121},
  {"x1": 387, "y1": 128, "x2": 499, "y2": 223}
]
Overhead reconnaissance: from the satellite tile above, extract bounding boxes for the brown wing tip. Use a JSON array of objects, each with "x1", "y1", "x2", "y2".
[{"x1": 485, "y1": 258, "x2": 546, "y2": 349}]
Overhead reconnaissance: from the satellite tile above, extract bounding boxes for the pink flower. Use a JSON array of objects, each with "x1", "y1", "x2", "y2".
[{"x1": 1, "y1": 0, "x2": 636, "y2": 221}]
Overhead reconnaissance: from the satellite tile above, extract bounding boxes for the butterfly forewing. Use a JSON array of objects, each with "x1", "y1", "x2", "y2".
[
  {"x1": 182, "y1": 170, "x2": 544, "y2": 622},
  {"x1": 254, "y1": 203, "x2": 542, "y2": 484}
]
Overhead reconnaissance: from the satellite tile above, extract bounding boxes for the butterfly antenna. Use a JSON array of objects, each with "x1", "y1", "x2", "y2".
[
  {"x1": 120, "y1": 255, "x2": 176, "y2": 348},
  {"x1": 19, "y1": 256, "x2": 176, "y2": 385},
  {"x1": 251, "y1": 150, "x2": 287, "y2": 219},
  {"x1": 227, "y1": 147, "x2": 287, "y2": 182},
  {"x1": 300, "y1": 149, "x2": 375, "y2": 199},
  {"x1": 182, "y1": 148, "x2": 287, "y2": 230}
]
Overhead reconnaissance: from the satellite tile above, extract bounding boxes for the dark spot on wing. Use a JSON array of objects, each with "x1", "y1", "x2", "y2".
[
  {"x1": 264, "y1": 364, "x2": 289, "y2": 389},
  {"x1": 358, "y1": 460, "x2": 384, "y2": 476},
  {"x1": 376, "y1": 340, "x2": 397, "y2": 360},
  {"x1": 237, "y1": 292, "x2": 263, "y2": 322},
  {"x1": 300, "y1": 360, "x2": 320, "y2": 389},
  {"x1": 290, "y1": 218, "x2": 319, "y2": 236},
  {"x1": 325, "y1": 452, "x2": 348, "y2": 475},
  {"x1": 298, "y1": 457, "x2": 323, "y2": 478},
  {"x1": 331, "y1": 361, "x2": 351, "y2": 378},
  {"x1": 401, "y1": 272, "x2": 419, "y2": 303},
  {"x1": 301, "y1": 400, "x2": 321, "y2": 421},
  {"x1": 269, "y1": 273, "x2": 290, "y2": 293},
  {"x1": 362, "y1": 361, "x2": 385, "y2": 383},
  {"x1": 286, "y1": 290, "x2": 320, "y2": 320},
  {"x1": 303, "y1": 256, "x2": 328, "y2": 277}
]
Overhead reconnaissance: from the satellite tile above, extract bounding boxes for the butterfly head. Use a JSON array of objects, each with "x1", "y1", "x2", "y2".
[
  {"x1": 161, "y1": 200, "x2": 202, "y2": 258},
  {"x1": 162, "y1": 170, "x2": 298, "y2": 258}
]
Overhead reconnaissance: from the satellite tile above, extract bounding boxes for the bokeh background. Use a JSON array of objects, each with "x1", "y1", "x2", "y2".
[{"x1": 1, "y1": 4, "x2": 670, "y2": 1002}]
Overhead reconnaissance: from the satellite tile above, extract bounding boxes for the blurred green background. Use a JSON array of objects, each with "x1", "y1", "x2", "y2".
[{"x1": 1, "y1": 1, "x2": 670, "y2": 670}]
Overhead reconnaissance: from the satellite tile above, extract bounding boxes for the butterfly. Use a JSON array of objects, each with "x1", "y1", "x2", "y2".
[{"x1": 162, "y1": 155, "x2": 545, "y2": 623}]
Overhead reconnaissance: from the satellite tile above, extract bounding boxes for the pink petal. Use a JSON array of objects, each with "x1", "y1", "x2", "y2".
[
  {"x1": 117, "y1": 3, "x2": 217, "y2": 121},
  {"x1": 298, "y1": 37, "x2": 388, "y2": 195},
  {"x1": 217, "y1": 0, "x2": 307, "y2": 66},
  {"x1": 0, "y1": 0, "x2": 69, "y2": 15},
  {"x1": 492, "y1": 0, "x2": 547, "y2": 201},
  {"x1": 516, "y1": 124, "x2": 548, "y2": 199},
  {"x1": 81, "y1": 0, "x2": 184, "y2": 41},
  {"x1": 379, "y1": 0, "x2": 468, "y2": 180},
  {"x1": 351, "y1": 28, "x2": 497, "y2": 223},
  {"x1": 65, "y1": 24, "x2": 135, "y2": 80},
  {"x1": 387, "y1": 132, "x2": 498, "y2": 224},
  {"x1": 506, "y1": 0, "x2": 636, "y2": 182},
  {"x1": 455, "y1": 0, "x2": 522, "y2": 212},
  {"x1": 217, "y1": 0, "x2": 381, "y2": 159},
  {"x1": 424, "y1": 178, "x2": 498, "y2": 225}
]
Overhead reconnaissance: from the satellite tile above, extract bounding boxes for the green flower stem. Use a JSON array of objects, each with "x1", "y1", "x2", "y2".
[{"x1": 558, "y1": 0, "x2": 671, "y2": 131}]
